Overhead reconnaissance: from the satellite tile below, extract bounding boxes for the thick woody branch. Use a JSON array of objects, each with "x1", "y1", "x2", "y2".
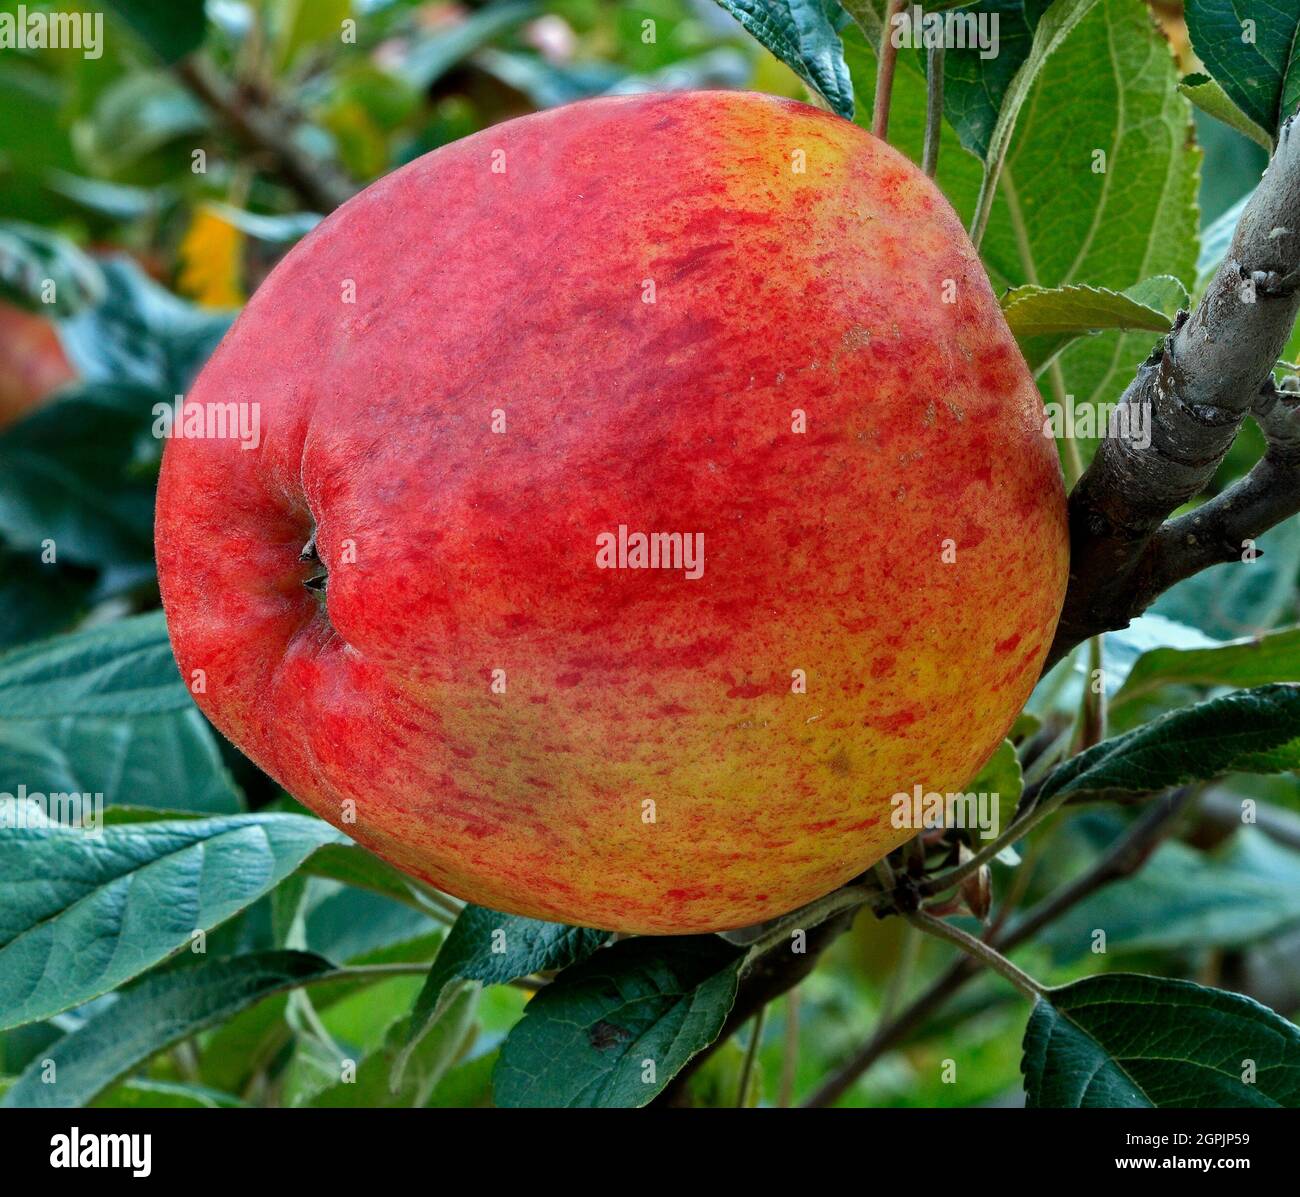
[
  {"x1": 1046, "y1": 113, "x2": 1300, "y2": 668},
  {"x1": 175, "y1": 54, "x2": 354, "y2": 214}
]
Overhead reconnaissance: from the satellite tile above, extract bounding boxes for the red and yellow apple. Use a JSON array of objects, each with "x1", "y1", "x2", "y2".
[{"x1": 156, "y1": 91, "x2": 1068, "y2": 934}]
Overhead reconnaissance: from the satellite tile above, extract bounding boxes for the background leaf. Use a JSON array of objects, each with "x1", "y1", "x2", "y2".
[
  {"x1": 0, "y1": 383, "x2": 159, "y2": 567},
  {"x1": 57, "y1": 258, "x2": 232, "y2": 397},
  {"x1": 310, "y1": 985, "x2": 479, "y2": 1107},
  {"x1": 1040, "y1": 829, "x2": 1300, "y2": 960},
  {"x1": 0, "y1": 611, "x2": 241, "y2": 813},
  {"x1": 0, "y1": 222, "x2": 105, "y2": 316},
  {"x1": 1113, "y1": 625, "x2": 1300, "y2": 710},
  {"x1": 712, "y1": 0, "x2": 855, "y2": 117},
  {"x1": 105, "y1": 0, "x2": 209, "y2": 65},
  {"x1": 397, "y1": 0, "x2": 536, "y2": 91},
  {"x1": 1151, "y1": 522, "x2": 1300, "y2": 640}
]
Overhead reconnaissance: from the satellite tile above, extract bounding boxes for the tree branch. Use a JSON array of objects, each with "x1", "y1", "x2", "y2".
[
  {"x1": 1046, "y1": 112, "x2": 1300, "y2": 668},
  {"x1": 1141, "y1": 380, "x2": 1300, "y2": 594},
  {"x1": 175, "y1": 53, "x2": 354, "y2": 213}
]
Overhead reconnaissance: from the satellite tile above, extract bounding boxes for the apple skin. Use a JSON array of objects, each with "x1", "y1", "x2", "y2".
[
  {"x1": 156, "y1": 91, "x2": 1068, "y2": 934},
  {"x1": 0, "y1": 301, "x2": 75, "y2": 427}
]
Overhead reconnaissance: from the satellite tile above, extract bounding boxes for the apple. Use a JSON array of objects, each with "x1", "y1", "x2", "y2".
[
  {"x1": 156, "y1": 91, "x2": 1068, "y2": 934},
  {"x1": 0, "y1": 301, "x2": 75, "y2": 428}
]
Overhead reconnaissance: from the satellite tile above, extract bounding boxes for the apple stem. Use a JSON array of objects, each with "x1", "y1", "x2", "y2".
[{"x1": 905, "y1": 909, "x2": 1046, "y2": 1001}]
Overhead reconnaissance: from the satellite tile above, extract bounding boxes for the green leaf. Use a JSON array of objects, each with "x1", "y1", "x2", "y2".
[
  {"x1": 1038, "y1": 684, "x2": 1300, "y2": 804},
  {"x1": 398, "y1": 0, "x2": 536, "y2": 91},
  {"x1": 1186, "y1": 0, "x2": 1300, "y2": 138},
  {"x1": 971, "y1": 0, "x2": 1100, "y2": 182},
  {"x1": 301, "y1": 843, "x2": 433, "y2": 911},
  {"x1": 1, "y1": 951, "x2": 336, "y2": 1109},
  {"x1": 93, "y1": 1078, "x2": 246, "y2": 1108},
  {"x1": 713, "y1": 0, "x2": 855, "y2": 118},
  {"x1": 0, "y1": 611, "x2": 241, "y2": 814},
  {"x1": 0, "y1": 382, "x2": 158, "y2": 567},
  {"x1": 45, "y1": 171, "x2": 167, "y2": 222},
  {"x1": 77, "y1": 72, "x2": 210, "y2": 175},
  {"x1": 1103, "y1": 613, "x2": 1219, "y2": 701},
  {"x1": 57, "y1": 258, "x2": 231, "y2": 394},
  {"x1": 0, "y1": 549, "x2": 88, "y2": 651},
  {"x1": 849, "y1": 0, "x2": 1199, "y2": 442},
  {"x1": 980, "y1": 0, "x2": 1199, "y2": 446},
  {"x1": 0, "y1": 813, "x2": 347, "y2": 1030},
  {"x1": 0, "y1": 61, "x2": 81, "y2": 224},
  {"x1": 304, "y1": 887, "x2": 436, "y2": 964},
  {"x1": 269, "y1": 0, "x2": 352, "y2": 72},
  {"x1": 1040, "y1": 830, "x2": 1300, "y2": 961},
  {"x1": 1180, "y1": 71, "x2": 1274, "y2": 149},
  {"x1": 493, "y1": 936, "x2": 745, "y2": 1107},
  {"x1": 966, "y1": 738, "x2": 1024, "y2": 854},
  {"x1": 105, "y1": 0, "x2": 208, "y2": 64},
  {"x1": 0, "y1": 222, "x2": 105, "y2": 316},
  {"x1": 604, "y1": 48, "x2": 752, "y2": 95},
  {"x1": 1023, "y1": 973, "x2": 1300, "y2": 1106},
  {"x1": 1002, "y1": 277, "x2": 1185, "y2": 372},
  {"x1": 1152, "y1": 520, "x2": 1300, "y2": 639},
  {"x1": 934, "y1": 0, "x2": 1054, "y2": 160},
  {"x1": 57, "y1": 257, "x2": 232, "y2": 397},
  {"x1": 1114, "y1": 626, "x2": 1300, "y2": 709},
  {"x1": 309, "y1": 986, "x2": 479, "y2": 1107},
  {"x1": 396, "y1": 907, "x2": 610, "y2": 1087},
  {"x1": 203, "y1": 203, "x2": 323, "y2": 244}
]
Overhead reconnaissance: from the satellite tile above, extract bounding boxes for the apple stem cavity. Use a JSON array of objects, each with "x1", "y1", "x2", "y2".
[{"x1": 299, "y1": 530, "x2": 329, "y2": 597}]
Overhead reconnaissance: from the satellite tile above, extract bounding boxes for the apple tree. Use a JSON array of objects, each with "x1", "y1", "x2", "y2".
[{"x1": 0, "y1": 0, "x2": 1299, "y2": 1113}]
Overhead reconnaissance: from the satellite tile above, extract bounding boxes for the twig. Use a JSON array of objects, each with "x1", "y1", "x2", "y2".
[
  {"x1": 1046, "y1": 114, "x2": 1300, "y2": 668},
  {"x1": 735, "y1": 1005, "x2": 768, "y2": 1107},
  {"x1": 922, "y1": 43, "x2": 945, "y2": 178},
  {"x1": 1071, "y1": 635, "x2": 1107, "y2": 753},
  {"x1": 802, "y1": 788, "x2": 1195, "y2": 1106},
  {"x1": 872, "y1": 0, "x2": 907, "y2": 140},
  {"x1": 779, "y1": 988, "x2": 802, "y2": 1108},
  {"x1": 1199, "y1": 786, "x2": 1300, "y2": 851},
  {"x1": 906, "y1": 910, "x2": 1046, "y2": 1000}
]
